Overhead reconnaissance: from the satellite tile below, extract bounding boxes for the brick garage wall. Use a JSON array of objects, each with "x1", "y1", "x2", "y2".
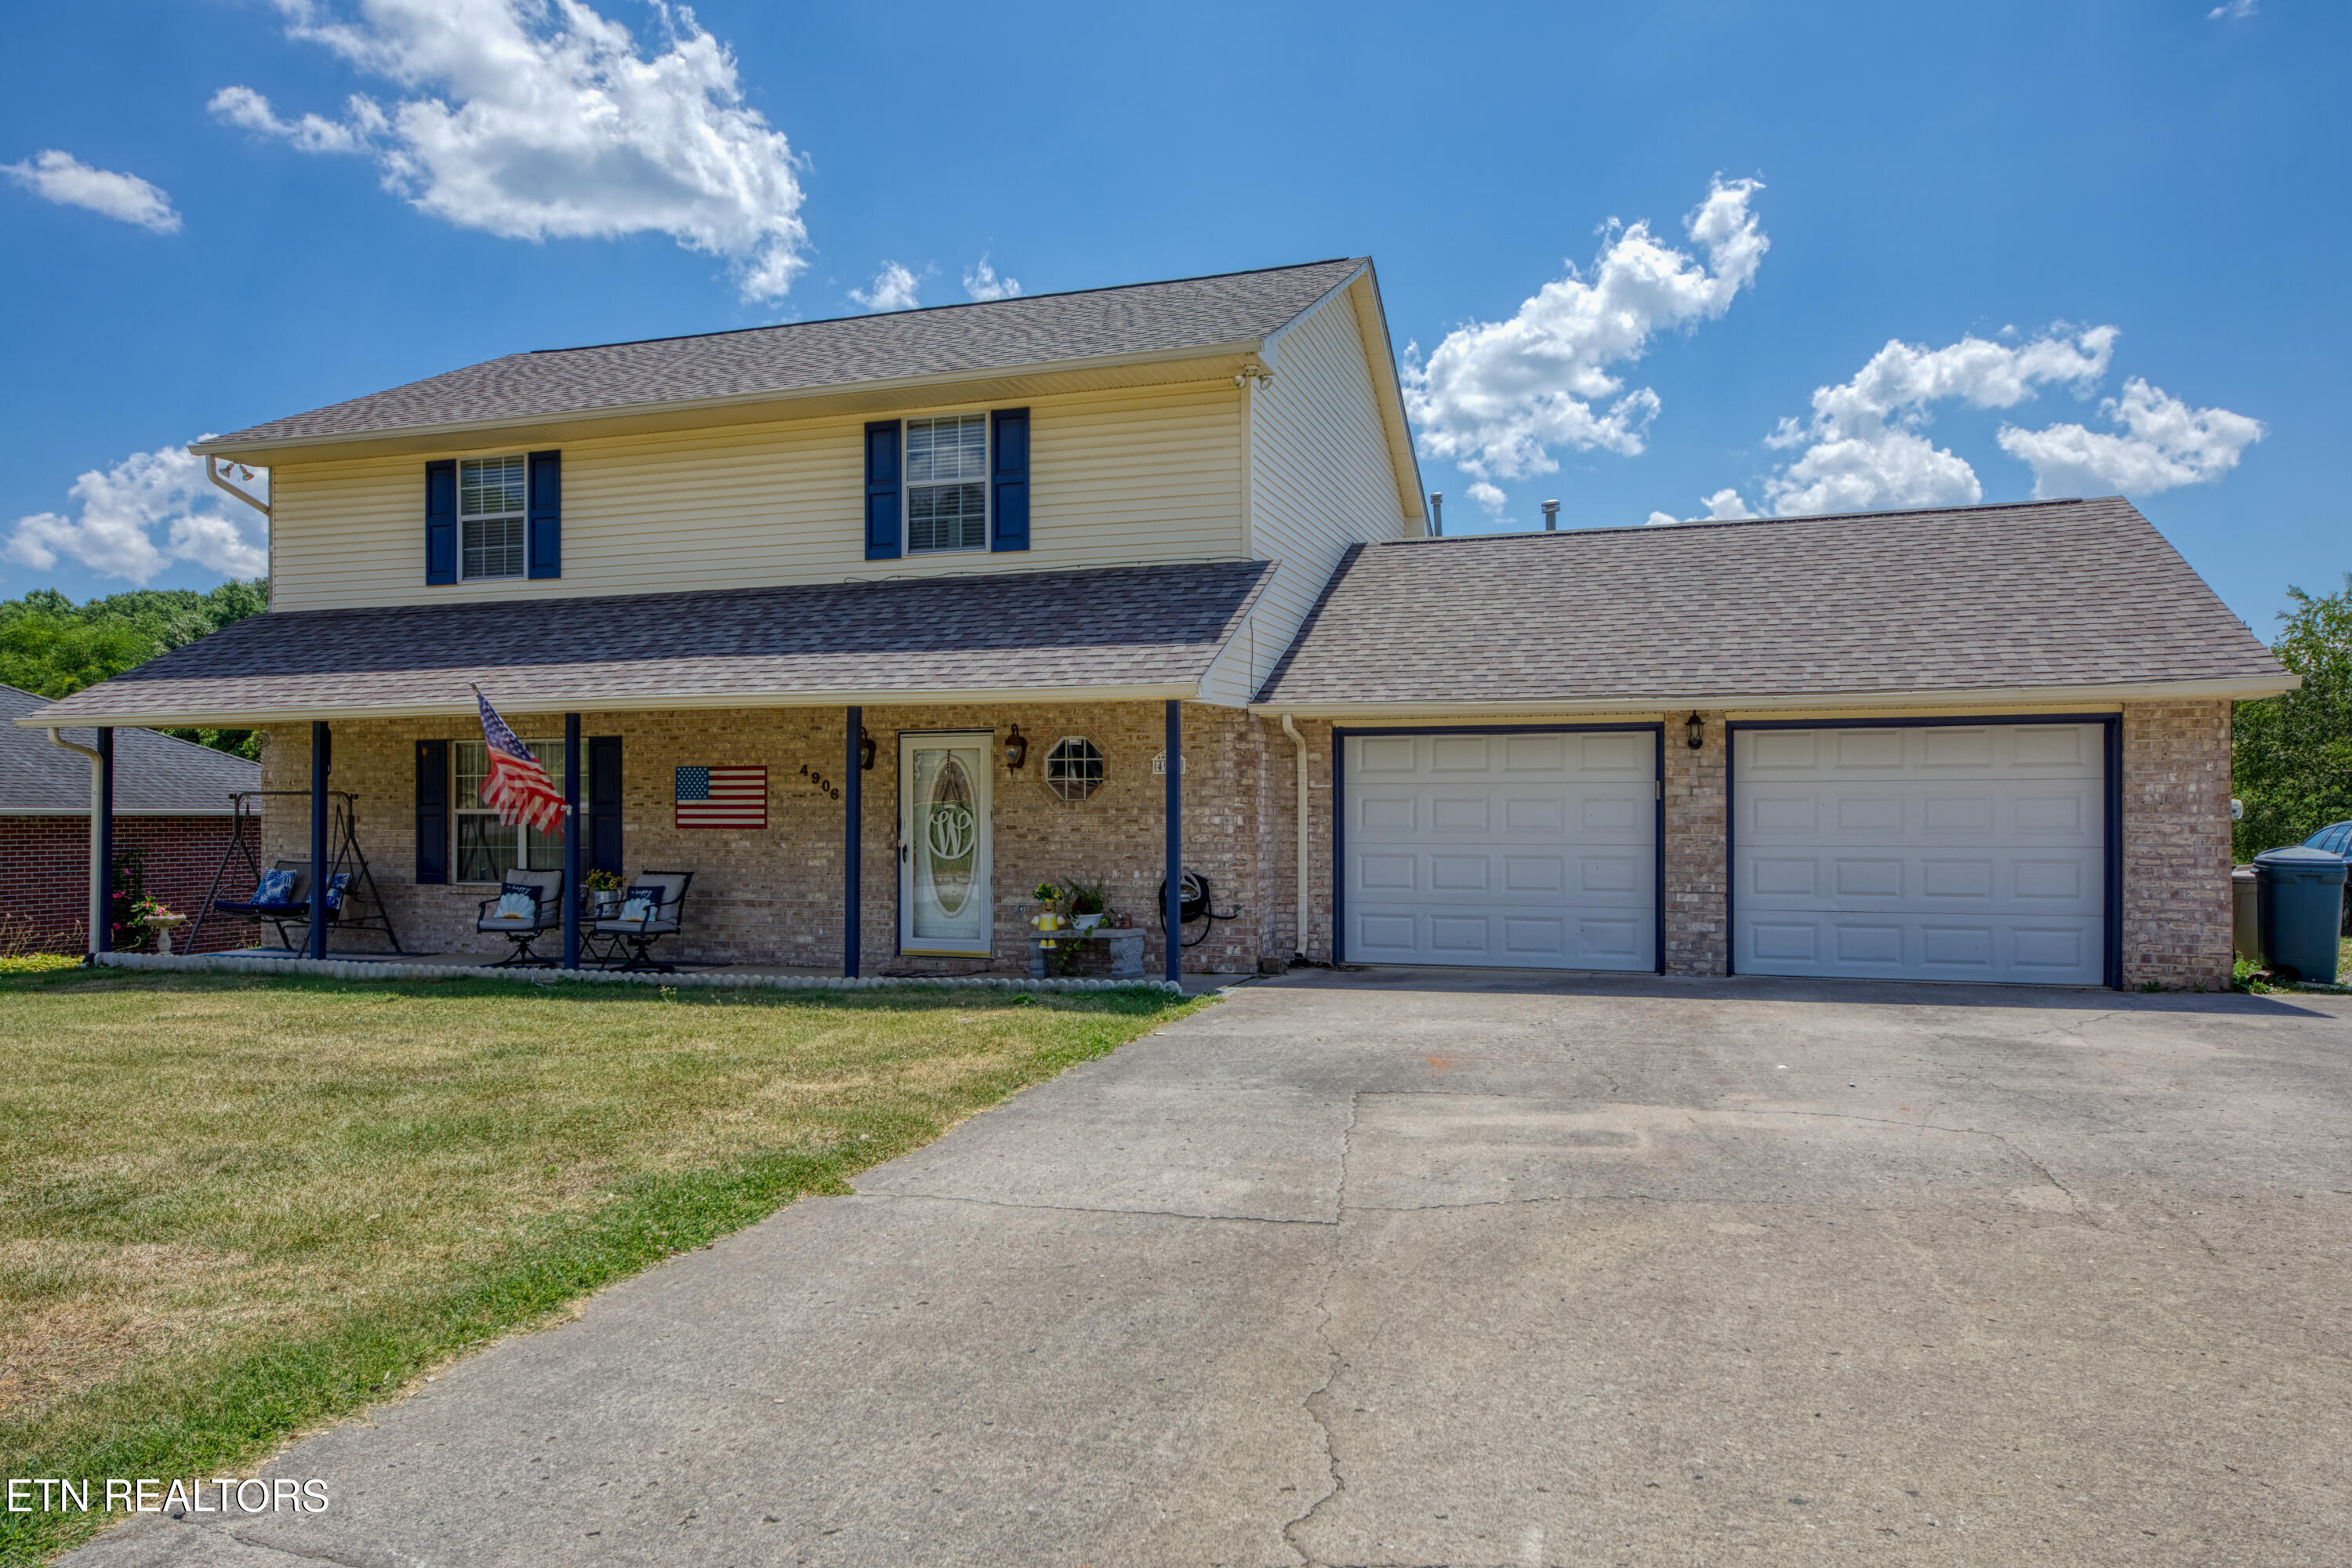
[
  {"x1": 1266, "y1": 717, "x2": 1334, "y2": 964},
  {"x1": 0, "y1": 815, "x2": 247, "y2": 955},
  {"x1": 254, "y1": 702, "x2": 1269, "y2": 975},
  {"x1": 2121, "y1": 699, "x2": 2234, "y2": 989},
  {"x1": 1662, "y1": 712, "x2": 1728, "y2": 976}
]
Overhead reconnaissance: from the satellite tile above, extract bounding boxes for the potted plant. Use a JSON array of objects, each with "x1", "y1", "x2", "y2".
[
  {"x1": 586, "y1": 868, "x2": 624, "y2": 917},
  {"x1": 1065, "y1": 877, "x2": 1111, "y2": 932}
]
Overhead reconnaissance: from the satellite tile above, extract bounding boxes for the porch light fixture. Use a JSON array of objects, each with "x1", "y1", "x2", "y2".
[
  {"x1": 1686, "y1": 711, "x2": 1705, "y2": 751},
  {"x1": 1003, "y1": 724, "x2": 1029, "y2": 771},
  {"x1": 858, "y1": 726, "x2": 876, "y2": 771}
]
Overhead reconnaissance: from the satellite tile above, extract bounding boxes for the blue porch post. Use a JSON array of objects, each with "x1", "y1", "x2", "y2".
[
  {"x1": 308, "y1": 720, "x2": 329, "y2": 959},
  {"x1": 1164, "y1": 699, "x2": 1181, "y2": 985},
  {"x1": 844, "y1": 706, "x2": 862, "y2": 978},
  {"x1": 562, "y1": 713, "x2": 582, "y2": 969},
  {"x1": 94, "y1": 728, "x2": 114, "y2": 954}
]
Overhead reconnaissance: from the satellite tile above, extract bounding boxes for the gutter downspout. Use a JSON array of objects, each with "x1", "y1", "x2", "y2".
[
  {"x1": 46, "y1": 729, "x2": 104, "y2": 960},
  {"x1": 205, "y1": 458, "x2": 271, "y2": 518},
  {"x1": 1280, "y1": 713, "x2": 1308, "y2": 961}
]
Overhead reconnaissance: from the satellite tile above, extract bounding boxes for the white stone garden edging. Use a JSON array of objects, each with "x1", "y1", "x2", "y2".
[{"x1": 93, "y1": 950, "x2": 1182, "y2": 996}]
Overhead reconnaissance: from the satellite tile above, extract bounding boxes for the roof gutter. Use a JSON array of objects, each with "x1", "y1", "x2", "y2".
[
  {"x1": 12, "y1": 680, "x2": 1213, "y2": 731},
  {"x1": 1248, "y1": 673, "x2": 2300, "y2": 720},
  {"x1": 44, "y1": 729, "x2": 104, "y2": 960}
]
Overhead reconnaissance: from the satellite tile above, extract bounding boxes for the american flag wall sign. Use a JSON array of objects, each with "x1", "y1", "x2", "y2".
[{"x1": 674, "y1": 765, "x2": 768, "y2": 829}]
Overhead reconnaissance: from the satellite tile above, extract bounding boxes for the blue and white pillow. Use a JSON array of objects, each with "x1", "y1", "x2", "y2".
[
  {"x1": 324, "y1": 872, "x2": 351, "y2": 911},
  {"x1": 619, "y1": 885, "x2": 665, "y2": 924},
  {"x1": 252, "y1": 867, "x2": 297, "y2": 905},
  {"x1": 493, "y1": 881, "x2": 541, "y2": 922}
]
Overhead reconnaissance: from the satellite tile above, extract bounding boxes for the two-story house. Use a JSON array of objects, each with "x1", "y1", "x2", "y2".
[{"x1": 20, "y1": 259, "x2": 2292, "y2": 989}]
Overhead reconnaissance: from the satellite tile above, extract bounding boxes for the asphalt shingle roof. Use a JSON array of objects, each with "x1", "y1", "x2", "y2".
[
  {"x1": 0, "y1": 684, "x2": 259, "y2": 814},
  {"x1": 204, "y1": 260, "x2": 1367, "y2": 448},
  {"x1": 1254, "y1": 497, "x2": 2285, "y2": 707},
  {"x1": 16, "y1": 562, "x2": 1276, "y2": 727}
]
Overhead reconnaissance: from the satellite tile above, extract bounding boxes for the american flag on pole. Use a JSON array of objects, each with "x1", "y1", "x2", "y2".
[
  {"x1": 675, "y1": 765, "x2": 768, "y2": 829},
  {"x1": 470, "y1": 685, "x2": 568, "y2": 836}
]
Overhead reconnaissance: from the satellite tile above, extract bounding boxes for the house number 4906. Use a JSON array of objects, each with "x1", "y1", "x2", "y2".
[{"x1": 798, "y1": 762, "x2": 840, "y2": 800}]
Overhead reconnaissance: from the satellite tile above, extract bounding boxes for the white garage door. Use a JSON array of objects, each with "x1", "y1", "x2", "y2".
[
  {"x1": 1733, "y1": 723, "x2": 2107, "y2": 985},
  {"x1": 1342, "y1": 730, "x2": 1657, "y2": 971}
]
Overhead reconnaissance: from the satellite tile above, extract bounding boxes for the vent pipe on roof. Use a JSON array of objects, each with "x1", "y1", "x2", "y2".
[
  {"x1": 1541, "y1": 499, "x2": 1560, "y2": 531},
  {"x1": 1428, "y1": 492, "x2": 1443, "y2": 538}
]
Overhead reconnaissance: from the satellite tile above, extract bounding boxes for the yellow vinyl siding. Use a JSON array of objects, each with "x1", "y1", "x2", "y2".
[
  {"x1": 1207, "y1": 278, "x2": 1411, "y2": 705},
  {"x1": 267, "y1": 383, "x2": 1245, "y2": 611}
]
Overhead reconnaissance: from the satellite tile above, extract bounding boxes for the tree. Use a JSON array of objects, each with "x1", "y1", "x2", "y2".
[
  {"x1": 0, "y1": 579, "x2": 268, "y2": 758},
  {"x1": 2233, "y1": 575, "x2": 2352, "y2": 862}
]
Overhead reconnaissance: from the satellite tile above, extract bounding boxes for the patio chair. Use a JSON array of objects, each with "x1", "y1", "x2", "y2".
[
  {"x1": 476, "y1": 867, "x2": 565, "y2": 967},
  {"x1": 591, "y1": 871, "x2": 692, "y2": 972}
]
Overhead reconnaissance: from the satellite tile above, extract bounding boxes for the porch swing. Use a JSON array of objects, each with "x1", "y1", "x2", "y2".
[{"x1": 186, "y1": 790, "x2": 406, "y2": 955}]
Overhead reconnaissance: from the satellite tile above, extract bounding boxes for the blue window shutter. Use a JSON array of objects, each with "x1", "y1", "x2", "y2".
[
  {"x1": 415, "y1": 739, "x2": 449, "y2": 883},
  {"x1": 991, "y1": 407, "x2": 1029, "y2": 552},
  {"x1": 425, "y1": 460, "x2": 457, "y2": 585},
  {"x1": 527, "y1": 448, "x2": 561, "y2": 579},
  {"x1": 588, "y1": 735, "x2": 623, "y2": 877},
  {"x1": 865, "y1": 420, "x2": 902, "y2": 560}
]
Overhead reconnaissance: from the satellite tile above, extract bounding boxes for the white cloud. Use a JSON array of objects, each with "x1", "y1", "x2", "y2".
[
  {"x1": 964, "y1": 254, "x2": 1021, "y2": 302},
  {"x1": 209, "y1": 0, "x2": 808, "y2": 299},
  {"x1": 2, "y1": 150, "x2": 181, "y2": 232},
  {"x1": 6, "y1": 444, "x2": 269, "y2": 586},
  {"x1": 1403, "y1": 177, "x2": 1766, "y2": 510},
  {"x1": 1723, "y1": 327, "x2": 2118, "y2": 517},
  {"x1": 207, "y1": 84, "x2": 377, "y2": 154},
  {"x1": 2209, "y1": 0, "x2": 2256, "y2": 19},
  {"x1": 1642, "y1": 510, "x2": 1680, "y2": 527},
  {"x1": 1996, "y1": 378, "x2": 2263, "y2": 498},
  {"x1": 1698, "y1": 488, "x2": 1755, "y2": 521},
  {"x1": 851, "y1": 261, "x2": 920, "y2": 312}
]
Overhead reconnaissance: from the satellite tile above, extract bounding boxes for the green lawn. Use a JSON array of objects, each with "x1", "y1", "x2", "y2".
[{"x1": 0, "y1": 967, "x2": 1200, "y2": 1564}]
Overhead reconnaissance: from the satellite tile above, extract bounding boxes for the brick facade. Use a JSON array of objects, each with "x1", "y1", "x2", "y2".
[
  {"x1": 0, "y1": 814, "x2": 248, "y2": 956},
  {"x1": 1662, "y1": 712, "x2": 1728, "y2": 977},
  {"x1": 2120, "y1": 699, "x2": 2234, "y2": 990},
  {"x1": 254, "y1": 702, "x2": 1269, "y2": 975},
  {"x1": 228, "y1": 699, "x2": 2235, "y2": 988}
]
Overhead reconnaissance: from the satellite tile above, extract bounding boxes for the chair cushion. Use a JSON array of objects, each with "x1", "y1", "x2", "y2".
[{"x1": 252, "y1": 867, "x2": 297, "y2": 905}]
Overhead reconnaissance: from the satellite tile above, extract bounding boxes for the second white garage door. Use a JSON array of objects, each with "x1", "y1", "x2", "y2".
[
  {"x1": 1732, "y1": 721, "x2": 2108, "y2": 985},
  {"x1": 1341, "y1": 729, "x2": 1657, "y2": 971}
]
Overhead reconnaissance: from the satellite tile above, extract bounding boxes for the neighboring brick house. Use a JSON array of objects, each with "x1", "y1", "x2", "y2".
[
  {"x1": 15, "y1": 260, "x2": 2292, "y2": 988},
  {"x1": 0, "y1": 683, "x2": 259, "y2": 954}
]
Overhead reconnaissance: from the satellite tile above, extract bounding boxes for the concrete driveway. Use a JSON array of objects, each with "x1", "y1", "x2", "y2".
[{"x1": 74, "y1": 971, "x2": 2352, "y2": 1567}]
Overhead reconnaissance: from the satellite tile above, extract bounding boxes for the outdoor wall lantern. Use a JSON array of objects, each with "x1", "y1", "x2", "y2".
[
  {"x1": 858, "y1": 726, "x2": 876, "y2": 771},
  {"x1": 1003, "y1": 724, "x2": 1029, "y2": 771},
  {"x1": 1686, "y1": 711, "x2": 1705, "y2": 751}
]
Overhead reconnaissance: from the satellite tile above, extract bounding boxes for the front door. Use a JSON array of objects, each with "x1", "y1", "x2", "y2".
[{"x1": 900, "y1": 732, "x2": 994, "y2": 956}]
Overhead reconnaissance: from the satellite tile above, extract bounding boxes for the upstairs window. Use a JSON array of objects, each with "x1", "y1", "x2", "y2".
[
  {"x1": 906, "y1": 414, "x2": 988, "y2": 553},
  {"x1": 459, "y1": 455, "x2": 528, "y2": 579}
]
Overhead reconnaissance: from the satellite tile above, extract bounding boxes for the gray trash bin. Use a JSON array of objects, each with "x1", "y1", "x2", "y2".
[{"x1": 2253, "y1": 846, "x2": 2347, "y2": 983}]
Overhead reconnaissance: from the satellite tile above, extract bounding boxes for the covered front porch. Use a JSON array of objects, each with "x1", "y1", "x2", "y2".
[{"x1": 16, "y1": 561, "x2": 1284, "y2": 983}]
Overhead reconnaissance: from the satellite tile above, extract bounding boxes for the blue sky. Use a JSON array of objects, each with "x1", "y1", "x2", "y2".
[{"x1": 1, "y1": 0, "x2": 2339, "y2": 633}]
